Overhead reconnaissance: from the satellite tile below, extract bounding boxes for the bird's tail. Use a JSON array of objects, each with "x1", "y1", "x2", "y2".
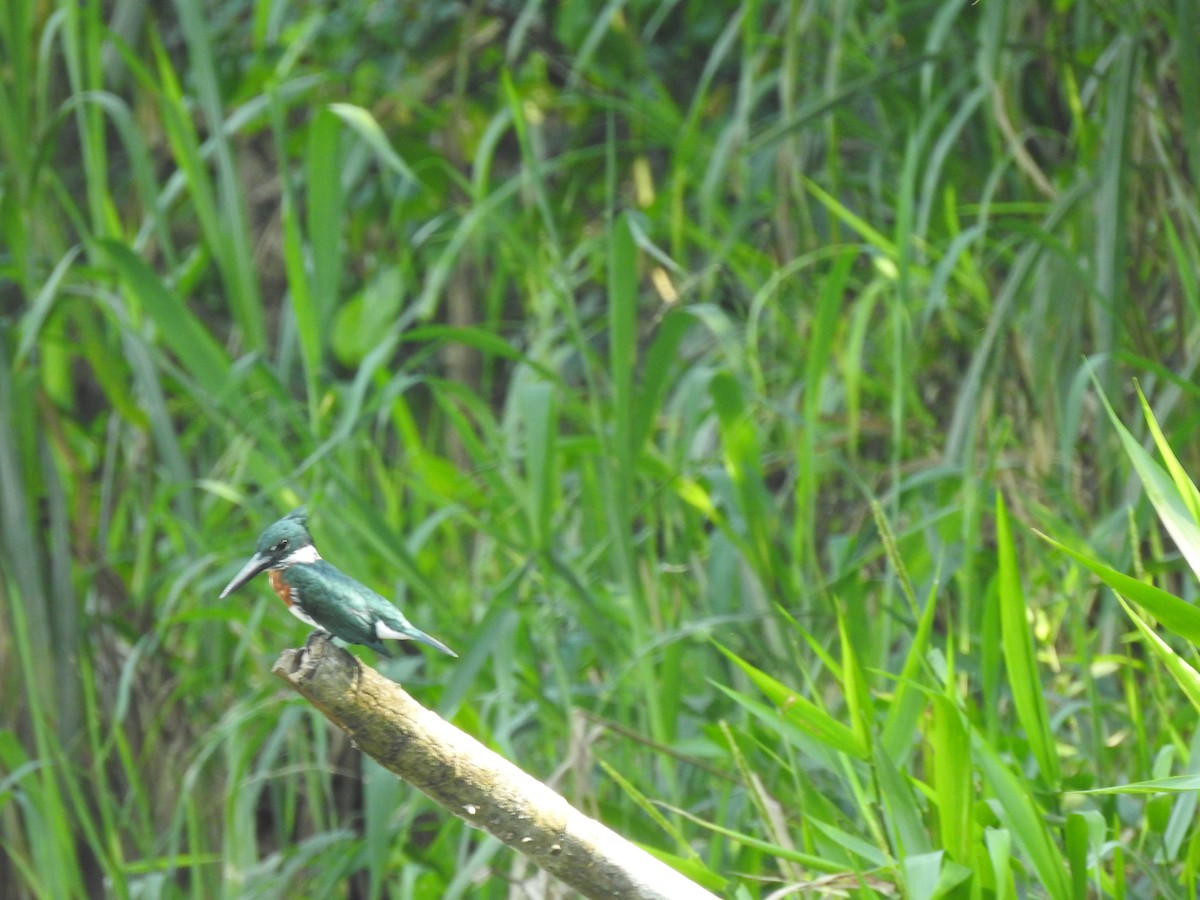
[
  {"x1": 411, "y1": 629, "x2": 458, "y2": 658},
  {"x1": 376, "y1": 618, "x2": 458, "y2": 657}
]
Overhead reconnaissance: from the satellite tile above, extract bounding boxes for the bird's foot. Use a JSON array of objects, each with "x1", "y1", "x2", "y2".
[{"x1": 303, "y1": 630, "x2": 333, "y2": 653}]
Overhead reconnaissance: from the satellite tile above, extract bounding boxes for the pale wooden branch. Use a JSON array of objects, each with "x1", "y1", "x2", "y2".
[{"x1": 272, "y1": 635, "x2": 720, "y2": 900}]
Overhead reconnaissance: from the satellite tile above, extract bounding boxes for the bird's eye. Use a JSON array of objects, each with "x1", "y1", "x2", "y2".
[{"x1": 275, "y1": 539, "x2": 289, "y2": 552}]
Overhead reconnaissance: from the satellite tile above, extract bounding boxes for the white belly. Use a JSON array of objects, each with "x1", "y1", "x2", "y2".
[{"x1": 288, "y1": 604, "x2": 323, "y2": 631}]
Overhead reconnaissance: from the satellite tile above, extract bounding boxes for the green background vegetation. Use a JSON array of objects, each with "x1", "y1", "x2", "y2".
[{"x1": 3, "y1": 0, "x2": 1200, "y2": 896}]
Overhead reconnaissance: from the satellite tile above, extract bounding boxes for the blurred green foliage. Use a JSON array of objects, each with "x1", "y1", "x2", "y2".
[{"x1": 3, "y1": 0, "x2": 1200, "y2": 896}]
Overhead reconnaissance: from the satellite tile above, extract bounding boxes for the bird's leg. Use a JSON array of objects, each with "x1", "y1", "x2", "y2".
[{"x1": 304, "y1": 630, "x2": 333, "y2": 653}]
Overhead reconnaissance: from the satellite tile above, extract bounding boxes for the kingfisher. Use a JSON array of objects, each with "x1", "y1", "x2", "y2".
[{"x1": 218, "y1": 507, "x2": 456, "y2": 658}]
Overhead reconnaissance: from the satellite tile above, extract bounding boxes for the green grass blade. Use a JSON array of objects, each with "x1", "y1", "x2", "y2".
[
  {"x1": 1116, "y1": 595, "x2": 1200, "y2": 713},
  {"x1": 715, "y1": 643, "x2": 868, "y2": 759},
  {"x1": 995, "y1": 492, "x2": 1059, "y2": 786},
  {"x1": 1076, "y1": 774, "x2": 1200, "y2": 795},
  {"x1": 306, "y1": 106, "x2": 344, "y2": 336},
  {"x1": 928, "y1": 695, "x2": 971, "y2": 866},
  {"x1": 329, "y1": 103, "x2": 419, "y2": 185},
  {"x1": 1134, "y1": 381, "x2": 1200, "y2": 524},
  {"x1": 710, "y1": 372, "x2": 780, "y2": 593},
  {"x1": 169, "y1": 2, "x2": 265, "y2": 350},
  {"x1": 972, "y1": 728, "x2": 1071, "y2": 900},
  {"x1": 1038, "y1": 531, "x2": 1200, "y2": 644},
  {"x1": 96, "y1": 239, "x2": 231, "y2": 396},
  {"x1": 1094, "y1": 379, "x2": 1200, "y2": 581},
  {"x1": 881, "y1": 579, "x2": 937, "y2": 761}
]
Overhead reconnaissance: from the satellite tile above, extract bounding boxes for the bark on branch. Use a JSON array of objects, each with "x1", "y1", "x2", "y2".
[{"x1": 272, "y1": 636, "x2": 719, "y2": 900}]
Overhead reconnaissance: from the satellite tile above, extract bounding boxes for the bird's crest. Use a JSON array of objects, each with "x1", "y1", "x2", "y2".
[{"x1": 284, "y1": 506, "x2": 308, "y2": 525}]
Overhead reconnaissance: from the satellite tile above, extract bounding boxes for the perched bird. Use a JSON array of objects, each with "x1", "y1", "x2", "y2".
[{"x1": 218, "y1": 507, "x2": 456, "y2": 658}]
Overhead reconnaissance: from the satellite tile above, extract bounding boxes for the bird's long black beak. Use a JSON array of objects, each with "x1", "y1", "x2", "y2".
[{"x1": 219, "y1": 551, "x2": 271, "y2": 599}]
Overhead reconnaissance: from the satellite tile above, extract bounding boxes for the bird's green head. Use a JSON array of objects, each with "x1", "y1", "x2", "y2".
[
  {"x1": 218, "y1": 507, "x2": 317, "y2": 599},
  {"x1": 253, "y1": 507, "x2": 311, "y2": 558}
]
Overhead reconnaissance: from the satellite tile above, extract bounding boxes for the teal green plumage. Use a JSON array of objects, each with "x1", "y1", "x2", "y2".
[
  {"x1": 218, "y1": 507, "x2": 456, "y2": 659},
  {"x1": 279, "y1": 561, "x2": 452, "y2": 656}
]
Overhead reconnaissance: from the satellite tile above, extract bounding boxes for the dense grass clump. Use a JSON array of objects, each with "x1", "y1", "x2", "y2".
[{"x1": 3, "y1": 1, "x2": 1200, "y2": 896}]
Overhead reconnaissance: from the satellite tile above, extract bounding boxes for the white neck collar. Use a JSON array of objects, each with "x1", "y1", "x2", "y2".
[{"x1": 281, "y1": 544, "x2": 321, "y2": 566}]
